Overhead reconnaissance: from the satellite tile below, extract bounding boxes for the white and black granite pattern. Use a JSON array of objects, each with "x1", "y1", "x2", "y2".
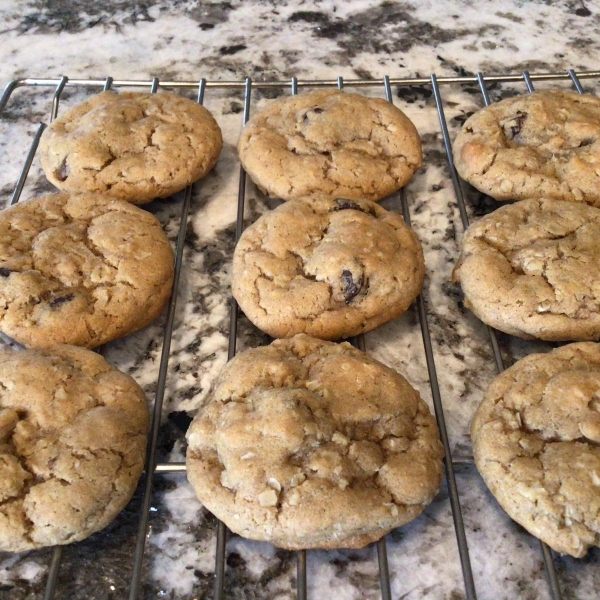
[{"x1": 1, "y1": 0, "x2": 600, "y2": 598}]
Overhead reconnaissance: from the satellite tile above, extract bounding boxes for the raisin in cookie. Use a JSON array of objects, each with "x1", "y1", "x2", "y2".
[
  {"x1": 472, "y1": 342, "x2": 600, "y2": 557},
  {"x1": 232, "y1": 195, "x2": 424, "y2": 340},
  {"x1": 186, "y1": 334, "x2": 443, "y2": 549},
  {"x1": 453, "y1": 198, "x2": 600, "y2": 341},
  {"x1": 238, "y1": 89, "x2": 422, "y2": 202},
  {"x1": 39, "y1": 90, "x2": 223, "y2": 204},
  {"x1": 454, "y1": 90, "x2": 600, "y2": 205},
  {"x1": 0, "y1": 345, "x2": 149, "y2": 551},
  {"x1": 0, "y1": 192, "x2": 174, "y2": 348}
]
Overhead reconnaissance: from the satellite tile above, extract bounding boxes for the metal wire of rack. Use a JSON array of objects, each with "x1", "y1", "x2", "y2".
[{"x1": 0, "y1": 68, "x2": 599, "y2": 600}]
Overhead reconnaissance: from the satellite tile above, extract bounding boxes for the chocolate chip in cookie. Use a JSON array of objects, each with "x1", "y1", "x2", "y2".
[
  {"x1": 55, "y1": 157, "x2": 69, "y2": 182},
  {"x1": 341, "y1": 269, "x2": 362, "y2": 304},
  {"x1": 500, "y1": 110, "x2": 527, "y2": 139},
  {"x1": 301, "y1": 106, "x2": 324, "y2": 123},
  {"x1": 331, "y1": 198, "x2": 377, "y2": 216},
  {"x1": 48, "y1": 293, "x2": 75, "y2": 308}
]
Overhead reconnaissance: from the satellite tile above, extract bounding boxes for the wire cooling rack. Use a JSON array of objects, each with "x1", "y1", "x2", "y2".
[{"x1": 1, "y1": 68, "x2": 600, "y2": 600}]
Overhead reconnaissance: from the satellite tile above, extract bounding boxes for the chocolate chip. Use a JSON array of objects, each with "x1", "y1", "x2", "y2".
[
  {"x1": 341, "y1": 269, "x2": 362, "y2": 304},
  {"x1": 503, "y1": 111, "x2": 527, "y2": 139},
  {"x1": 49, "y1": 293, "x2": 74, "y2": 308},
  {"x1": 331, "y1": 198, "x2": 376, "y2": 216},
  {"x1": 0, "y1": 267, "x2": 13, "y2": 277},
  {"x1": 512, "y1": 112, "x2": 527, "y2": 136},
  {"x1": 578, "y1": 138, "x2": 594, "y2": 148},
  {"x1": 302, "y1": 106, "x2": 324, "y2": 123},
  {"x1": 333, "y1": 198, "x2": 361, "y2": 211},
  {"x1": 55, "y1": 157, "x2": 69, "y2": 182}
]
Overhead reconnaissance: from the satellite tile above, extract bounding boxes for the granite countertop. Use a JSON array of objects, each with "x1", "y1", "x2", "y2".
[{"x1": 1, "y1": 1, "x2": 600, "y2": 599}]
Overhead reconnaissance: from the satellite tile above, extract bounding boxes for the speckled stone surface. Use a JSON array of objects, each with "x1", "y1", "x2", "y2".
[{"x1": 1, "y1": 1, "x2": 600, "y2": 598}]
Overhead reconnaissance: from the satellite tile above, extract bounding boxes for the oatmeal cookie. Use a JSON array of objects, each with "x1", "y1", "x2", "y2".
[
  {"x1": 39, "y1": 90, "x2": 223, "y2": 204},
  {"x1": 0, "y1": 192, "x2": 174, "y2": 348},
  {"x1": 454, "y1": 90, "x2": 600, "y2": 205},
  {"x1": 472, "y1": 342, "x2": 600, "y2": 557},
  {"x1": 0, "y1": 345, "x2": 149, "y2": 552},
  {"x1": 186, "y1": 334, "x2": 443, "y2": 549},
  {"x1": 238, "y1": 89, "x2": 422, "y2": 202},
  {"x1": 232, "y1": 195, "x2": 424, "y2": 340},
  {"x1": 453, "y1": 198, "x2": 600, "y2": 341}
]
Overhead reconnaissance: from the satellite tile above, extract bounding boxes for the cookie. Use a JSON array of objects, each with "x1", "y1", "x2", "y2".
[
  {"x1": 0, "y1": 345, "x2": 149, "y2": 552},
  {"x1": 453, "y1": 90, "x2": 600, "y2": 205},
  {"x1": 453, "y1": 198, "x2": 600, "y2": 341},
  {"x1": 39, "y1": 90, "x2": 223, "y2": 204},
  {"x1": 186, "y1": 334, "x2": 443, "y2": 550},
  {"x1": 472, "y1": 342, "x2": 600, "y2": 557},
  {"x1": 238, "y1": 89, "x2": 422, "y2": 202},
  {"x1": 232, "y1": 196, "x2": 424, "y2": 340},
  {"x1": 0, "y1": 192, "x2": 174, "y2": 349}
]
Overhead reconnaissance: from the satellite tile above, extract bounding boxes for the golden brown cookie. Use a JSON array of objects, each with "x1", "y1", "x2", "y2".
[
  {"x1": 0, "y1": 345, "x2": 149, "y2": 552},
  {"x1": 238, "y1": 89, "x2": 422, "y2": 202},
  {"x1": 39, "y1": 90, "x2": 223, "y2": 204},
  {"x1": 0, "y1": 192, "x2": 174, "y2": 349},
  {"x1": 453, "y1": 198, "x2": 600, "y2": 341},
  {"x1": 232, "y1": 195, "x2": 424, "y2": 340},
  {"x1": 186, "y1": 334, "x2": 443, "y2": 550},
  {"x1": 454, "y1": 90, "x2": 600, "y2": 205},
  {"x1": 472, "y1": 342, "x2": 600, "y2": 557}
]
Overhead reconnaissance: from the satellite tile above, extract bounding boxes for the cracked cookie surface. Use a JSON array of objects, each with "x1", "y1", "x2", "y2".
[
  {"x1": 232, "y1": 195, "x2": 424, "y2": 340},
  {"x1": 472, "y1": 342, "x2": 600, "y2": 557},
  {"x1": 0, "y1": 192, "x2": 174, "y2": 348},
  {"x1": 186, "y1": 334, "x2": 443, "y2": 549},
  {"x1": 237, "y1": 89, "x2": 422, "y2": 202},
  {"x1": 0, "y1": 345, "x2": 149, "y2": 552},
  {"x1": 454, "y1": 90, "x2": 600, "y2": 205},
  {"x1": 453, "y1": 198, "x2": 600, "y2": 341},
  {"x1": 39, "y1": 90, "x2": 223, "y2": 204}
]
